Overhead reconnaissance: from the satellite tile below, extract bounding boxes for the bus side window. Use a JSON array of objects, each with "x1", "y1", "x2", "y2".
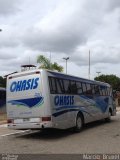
[
  {"x1": 99, "y1": 86, "x2": 103, "y2": 96},
  {"x1": 101, "y1": 86, "x2": 106, "y2": 96},
  {"x1": 63, "y1": 79, "x2": 71, "y2": 94},
  {"x1": 94, "y1": 85, "x2": 100, "y2": 95},
  {"x1": 104, "y1": 87, "x2": 108, "y2": 96},
  {"x1": 86, "y1": 83, "x2": 92, "y2": 95},
  {"x1": 82, "y1": 83, "x2": 87, "y2": 95},
  {"x1": 105, "y1": 87, "x2": 108, "y2": 96},
  {"x1": 70, "y1": 81, "x2": 77, "y2": 94},
  {"x1": 76, "y1": 82, "x2": 83, "y2": 94},
  {"x1": 56, "y1": 79, "x2": 64, "y2": 94},
  {"x1": 49, "y1": 77, "x2": 57, "y2": 94},
  {"x1": 91, "y1": 85, "x2": 95, "y2": 95}
]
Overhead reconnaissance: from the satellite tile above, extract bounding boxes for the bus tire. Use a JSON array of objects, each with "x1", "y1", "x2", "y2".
[
  {"x1": 74, "y1": 113, "x2": 83, "y2": 132},
  {"x1": 105, "y1": 109, "x2": 112, "y2": 122}
]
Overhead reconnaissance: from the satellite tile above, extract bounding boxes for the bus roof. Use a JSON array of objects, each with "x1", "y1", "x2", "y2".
[{"x1": 7, "y1": 69, "x2": 110, "y2": 87}]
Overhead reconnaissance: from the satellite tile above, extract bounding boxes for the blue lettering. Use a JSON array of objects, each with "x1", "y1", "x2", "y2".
[
  {"x1": 66, "y1": 96, "x2": 69, "y2": 105},
  {"x1": 33, "y1": 78, "x2": 39, "y2": 89},
  {"x1": 30, "y1": 79, "x2": 34, "y2": 89},
  {"x1": 54, "y1": 96, "x2": 59, "y2": 105},
  {"x1": 54, "y1": 96, "x2": 74, "y2": 106},
  {"x1": 10, "y1": 78, "x2": 39, "y2": 92},
  {"x1": 10, "y1": 82, "x2": 16, "y2": 92},
  {"x1": 26, "y1": 79, "x2": 31, "y2": 90},
  {"x1": 71, "y1": 96, "x2": 74, "y2": 105},
  {"x1": 21, "y1": 80, "x2": 27, "y2": 91},
  {"x1": 16, "y1": 81, "x2": 22, "y2": 91},
  {"x1": 59, "y1": 96, "x2": 64, "y2": 105}
]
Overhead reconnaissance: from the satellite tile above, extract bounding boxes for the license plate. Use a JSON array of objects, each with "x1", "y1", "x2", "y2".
[{"x1": 23, "y1": 118, "x2": 29, "y2": 122}]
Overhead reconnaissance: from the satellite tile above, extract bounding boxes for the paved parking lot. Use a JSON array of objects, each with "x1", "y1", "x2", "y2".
[{"x1": 0, "y1": 112, "x2": 120, "y2": 154}]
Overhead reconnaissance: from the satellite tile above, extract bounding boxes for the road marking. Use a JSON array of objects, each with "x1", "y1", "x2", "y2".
[{"x1": 0, "y1": 130, "x2": 30, "y2": 138}]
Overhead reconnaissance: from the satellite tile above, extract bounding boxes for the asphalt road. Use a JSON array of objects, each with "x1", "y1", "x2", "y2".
[{"x1": 0, "y1": 113, "x2": 120, "y2": 154}]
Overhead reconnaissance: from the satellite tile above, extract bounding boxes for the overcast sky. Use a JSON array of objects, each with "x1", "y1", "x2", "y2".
[{"x1": 0, "y1": 0, "x2": 120, "y2": 79}]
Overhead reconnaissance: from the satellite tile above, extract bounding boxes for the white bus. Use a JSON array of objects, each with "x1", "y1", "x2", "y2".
[{"x1": 7, "y1": 69, "x2": 116, "y2": 132}]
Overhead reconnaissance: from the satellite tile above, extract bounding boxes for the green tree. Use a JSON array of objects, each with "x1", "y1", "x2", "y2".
[
  {"x1": 94, "y1": 74, "x2": 120, "y2": 91},
  {"x1": 0, "y1": 76, "x2": 6, "y2": 88},
  {"x1": 51, "y1": 62, "x2": 63, "y2": 72},
  {"x1": 37, "y1": 55, "x2": 63, "y2": 72}
]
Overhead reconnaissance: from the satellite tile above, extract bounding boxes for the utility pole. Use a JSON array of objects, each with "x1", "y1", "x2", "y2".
[
  {"x1": 50, "y1": 52, "x2": 52, "y2": 69},
  {"x1": 88, "y1": 50, "x2": 90, "y2": 79},
  {"x1": 63, "y1": 57, "x2": 69, "y2": 74}
]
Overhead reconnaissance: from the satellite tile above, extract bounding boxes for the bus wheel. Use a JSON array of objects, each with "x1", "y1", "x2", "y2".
[
  {"x1": 105, "y1": 110, "x2": 111, "y2": 122},
  {"x1": 74, "y1": 113, "x2": 83, "y2": 132}
]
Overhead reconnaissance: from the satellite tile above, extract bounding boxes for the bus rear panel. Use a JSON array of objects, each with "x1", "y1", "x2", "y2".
[{"x1": 7, "y1": 70, "x2": 52, "y2": 129}]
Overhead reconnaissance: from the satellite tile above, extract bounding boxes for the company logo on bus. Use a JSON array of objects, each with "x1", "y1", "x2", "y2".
[
  {"x1": 10, "y1": 78, "x2": 39, "y2": 92},
  {"x1": 54, "y1": 95, "x2": 74, "y2": 106}
]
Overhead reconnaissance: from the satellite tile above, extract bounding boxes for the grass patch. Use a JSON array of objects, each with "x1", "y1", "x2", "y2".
[{"x1": 0, "y1": 113, "x2": 7, "y2": 121}]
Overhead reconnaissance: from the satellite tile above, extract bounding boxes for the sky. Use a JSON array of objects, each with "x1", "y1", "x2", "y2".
[{"x1": 0, "y1": 0, "x2": 120, "y2": 79}]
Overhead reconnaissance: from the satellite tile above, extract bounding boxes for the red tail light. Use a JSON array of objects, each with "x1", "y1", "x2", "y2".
[
  {"x1": 36, "y1": 71, "x2": 40, "y2": 74},
  {"x1": 7, "y1": 119, "x2": 13, "y2": 124},
  {"x1": 42, "y1": 117, "x2": 51, "y2": 121}
]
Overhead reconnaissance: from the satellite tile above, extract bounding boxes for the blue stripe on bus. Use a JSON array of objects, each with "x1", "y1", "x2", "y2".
[
  {"x1": 79, "y1": 95, "x2": 108, "y2": 113},
  {"x1": 7, "y1": 97, "x2": 44, "y2": 108},
  {"x1": 55, "y1": 105, "x2": 81, "y2": 111},
  {"x1": 52, "y1": 109, "x2": 79, "y2": 117},
  {"x1": 52, "y1": 108, "x2": 93, "y2": 117}
]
